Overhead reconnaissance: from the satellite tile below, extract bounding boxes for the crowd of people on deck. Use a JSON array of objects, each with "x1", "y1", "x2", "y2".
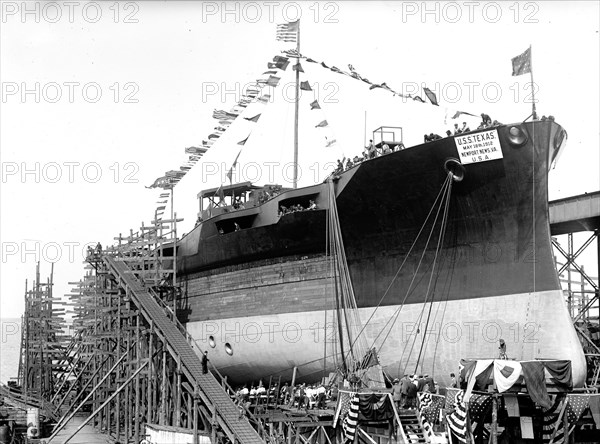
[
  {"x1": 424, "y1": 113, "x2": 504, "y2": 143},
  {"x1": 391, "y1": 374, "x2": 438, "y2": 410},
  {"x1": 279, "y1": 200, "x2": 318, "y2": 216},
  {"x1": 257, "y1": 185, "x2": 283, "y2": 205},
  {"x1": 333, "y1": 140, "x2": 406, "y2": 175},
  {"x1": 234, "y1": 382, "x2": 332, "y2": 410}
]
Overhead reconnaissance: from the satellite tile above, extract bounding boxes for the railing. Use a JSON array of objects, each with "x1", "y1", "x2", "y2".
[{"x1": 117, "y1": 267, "x2": 267, "y2": 440}]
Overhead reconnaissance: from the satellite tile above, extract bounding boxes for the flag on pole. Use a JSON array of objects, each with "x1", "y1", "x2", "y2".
[
  {"x1": 512, "y1": 46, "x2": 532, "y2": 76},
  {"x1": 237, "y1": 136, "x2": 249, "y2": 146},
  {"x1": 276, "y1": 20, "x2": 299, "y2": 42}
]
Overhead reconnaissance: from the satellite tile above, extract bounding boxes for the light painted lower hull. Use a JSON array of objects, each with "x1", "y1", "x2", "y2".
[{"x1": 186, "y1": 289, "x2": 586, "y2": 387}]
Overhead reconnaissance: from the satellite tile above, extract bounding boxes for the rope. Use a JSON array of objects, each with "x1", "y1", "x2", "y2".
[
  {"x1": 326, "y1": 179, "x2": 369, "y2": 374},
  {"x1": 413, "y1": 175, "x2": 454, "y2": 372},
  {"x1": 396, "y1": 174, "x2": 454, "y2": 374},
  {"x1": 346, "y1": 172, "x2": 455, "y2": 354},
  {"x1": 370, "y1": 173, "x2": 453, "y2": 352}
]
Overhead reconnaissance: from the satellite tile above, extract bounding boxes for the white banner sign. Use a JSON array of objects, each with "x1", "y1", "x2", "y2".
[{"x1": 455, "y1": 129, "x2": 503, "y2": 164}]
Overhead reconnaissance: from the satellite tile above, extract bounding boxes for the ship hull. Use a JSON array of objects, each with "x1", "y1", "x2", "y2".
[
  {"x1": 186, "y1": 288, "x2": 585, "y2": 386},
  {"x1": 177, "y1": 120, "x2": 584, "y2": 386}
]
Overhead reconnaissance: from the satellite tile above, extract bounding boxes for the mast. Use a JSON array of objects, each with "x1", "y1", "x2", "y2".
[
  {"x1": 529, "y1": 44, "x2": 537, "y2": 120},
  {"x1": 292, "y1": 21, "x2": 300, "y2": 188}
]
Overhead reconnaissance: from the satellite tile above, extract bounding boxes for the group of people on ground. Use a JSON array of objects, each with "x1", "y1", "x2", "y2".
[
  {"x1": 234, "y1": 382, "x2": 330, "y2": 410},
  {"x1": 391, "y1": 374, "x2": 437, "y2": 410}
]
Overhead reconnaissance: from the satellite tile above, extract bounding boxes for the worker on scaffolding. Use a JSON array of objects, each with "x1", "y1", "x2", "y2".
[
  {"x1": 202, "y1": 351, "x2": 209, "y2": 374},
  {"x1": 95, "y1": 242, "x2": 102, "y2": 257}
]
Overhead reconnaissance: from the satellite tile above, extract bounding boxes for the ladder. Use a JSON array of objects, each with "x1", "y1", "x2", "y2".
[
  {"x1": 398, "y1": 409, "x2": 429, "y2": 443},
  {"x1": 104, "y1": 256, "x2": 264, "y2": 444}
]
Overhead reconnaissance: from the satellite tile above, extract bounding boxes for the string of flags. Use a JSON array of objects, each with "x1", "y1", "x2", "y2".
[
  {"x1": 281, "y1": 46, "x2": 539, "y2": 127},
  {"x1": 147, "y1": 52, "x2": 294, "y2": 220}
]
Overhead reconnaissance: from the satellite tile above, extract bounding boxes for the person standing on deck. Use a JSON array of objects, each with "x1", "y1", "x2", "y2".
[
  {"x1": 498, "y1": 338, "x2": 508, "y2": 359},
  {"x1": 400, "y1": 375, "x2": 412, "y2": 408},
  {"x1": 391, "y1": 378, "x2": 402, "y2": 410},
  {"x1": 450, "y1": 373, "x2": 458, "y2": 388},
  {"x1": 405, "y1": 376, "x2": 418, "y2": 409},
  {"x1": 202, "y1": 351, "x2": 209, "y2": 374}
]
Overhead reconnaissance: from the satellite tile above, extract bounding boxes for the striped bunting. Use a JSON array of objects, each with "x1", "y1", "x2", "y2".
[
  {"x1": 417, "y1": 392, "x2": 435, "y2": 440},
  {"x1": 542, "y1": 394, "x2": 565, "y2": 443},
  {"x1": 342, "y1": 393, "x2": 359, "y2": 443},
  {"x1": 333, "y1": 391, "x2": 354, "y2": 427},
  {"x1": 447, "y1": 390, "x2": 467, "y2": 443},
  {"x1": 276, "y1": 20, "x2": 299, "y2": 42}
]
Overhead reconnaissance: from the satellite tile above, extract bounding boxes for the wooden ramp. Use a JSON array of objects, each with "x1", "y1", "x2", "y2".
[
  {"x1": 51, "y1": 415, "x2": 111, "y2": 444},
  {"x1": 104, "y1": 256, "x2": 264, "y2": 444}
]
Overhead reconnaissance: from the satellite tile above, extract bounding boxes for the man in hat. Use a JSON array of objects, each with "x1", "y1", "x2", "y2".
[{"x1": 202, "y1": 350, "x2": 209, "y2": 374}]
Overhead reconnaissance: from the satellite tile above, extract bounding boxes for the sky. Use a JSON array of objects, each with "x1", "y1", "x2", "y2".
[{"x1": 0, "y1": 1, "x2": 599, "y2": 320}]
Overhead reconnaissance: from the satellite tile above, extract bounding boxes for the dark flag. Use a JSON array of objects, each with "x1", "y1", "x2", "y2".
[
  {"x1": 146, "y1": 175, "x2": 170, "y2": 189},
  {"x1": 315, "y1": 120, "x2": 328, "y2": 128},
  {"x1": 266, "y1": 75, "x2": 281, "y2": 87},
  {"x1": 293, "y1": 62, "x2": 304, "y2": 73},
  {"x1": 309, "y1": 100, "x2": 321, "y2": 110},
  {"x1": 272, "y1": 55, "x2": 290, "y2": 70},
  {"x1": 237, "y1": 136, "x2": 249, "y2": 146},
  {"x1": 300, "y1": 81, "x2": 312, "y2": 91},
  {"x1": 451, "y1": 110, "x2": 478, "y2": 119},
  {"x1": 423, "y1": 87, "x2": 439, "y2": 106},
  {"x1": 185, "y1": 146, "x2": 208, "y2": 155},
  {"x1": 512, "y1": 46, "x2": 532, "y2": 76},
  {"x1": 244, "y1": 114, "x2": 261, "y2": 123},
  {"x1": 412, "y1": 95, "x2": 425, "y2": 103},
  {"x1": 227, "y1": 150, "x2": 242, "y2": 183}
]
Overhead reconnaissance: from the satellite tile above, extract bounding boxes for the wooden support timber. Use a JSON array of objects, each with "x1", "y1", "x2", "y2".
[{"x1": 45, "y1": 216, "x2": 269, "y2": 443}]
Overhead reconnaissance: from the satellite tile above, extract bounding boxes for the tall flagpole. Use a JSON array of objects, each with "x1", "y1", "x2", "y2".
[
  {"x1": 293, "y1": 21, "x2": 300, "y2": 188},
  {"x1": 529, "y1": 44, "x2": 537, "y2": 120}
]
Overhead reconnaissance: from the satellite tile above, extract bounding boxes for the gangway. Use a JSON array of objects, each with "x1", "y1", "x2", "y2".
[{"x1": 103, "y1": 256, "x2": 264, "y2": 444}]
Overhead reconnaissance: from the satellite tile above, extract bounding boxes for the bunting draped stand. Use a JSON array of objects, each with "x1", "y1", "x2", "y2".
[{"x1": 442, "y1": 359, "x2": 600, "y2": 443}]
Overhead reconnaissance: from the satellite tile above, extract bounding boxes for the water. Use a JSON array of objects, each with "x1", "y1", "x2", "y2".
[{"x1": 0, "y1": 318, "x2": 21, "y2": 384}]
